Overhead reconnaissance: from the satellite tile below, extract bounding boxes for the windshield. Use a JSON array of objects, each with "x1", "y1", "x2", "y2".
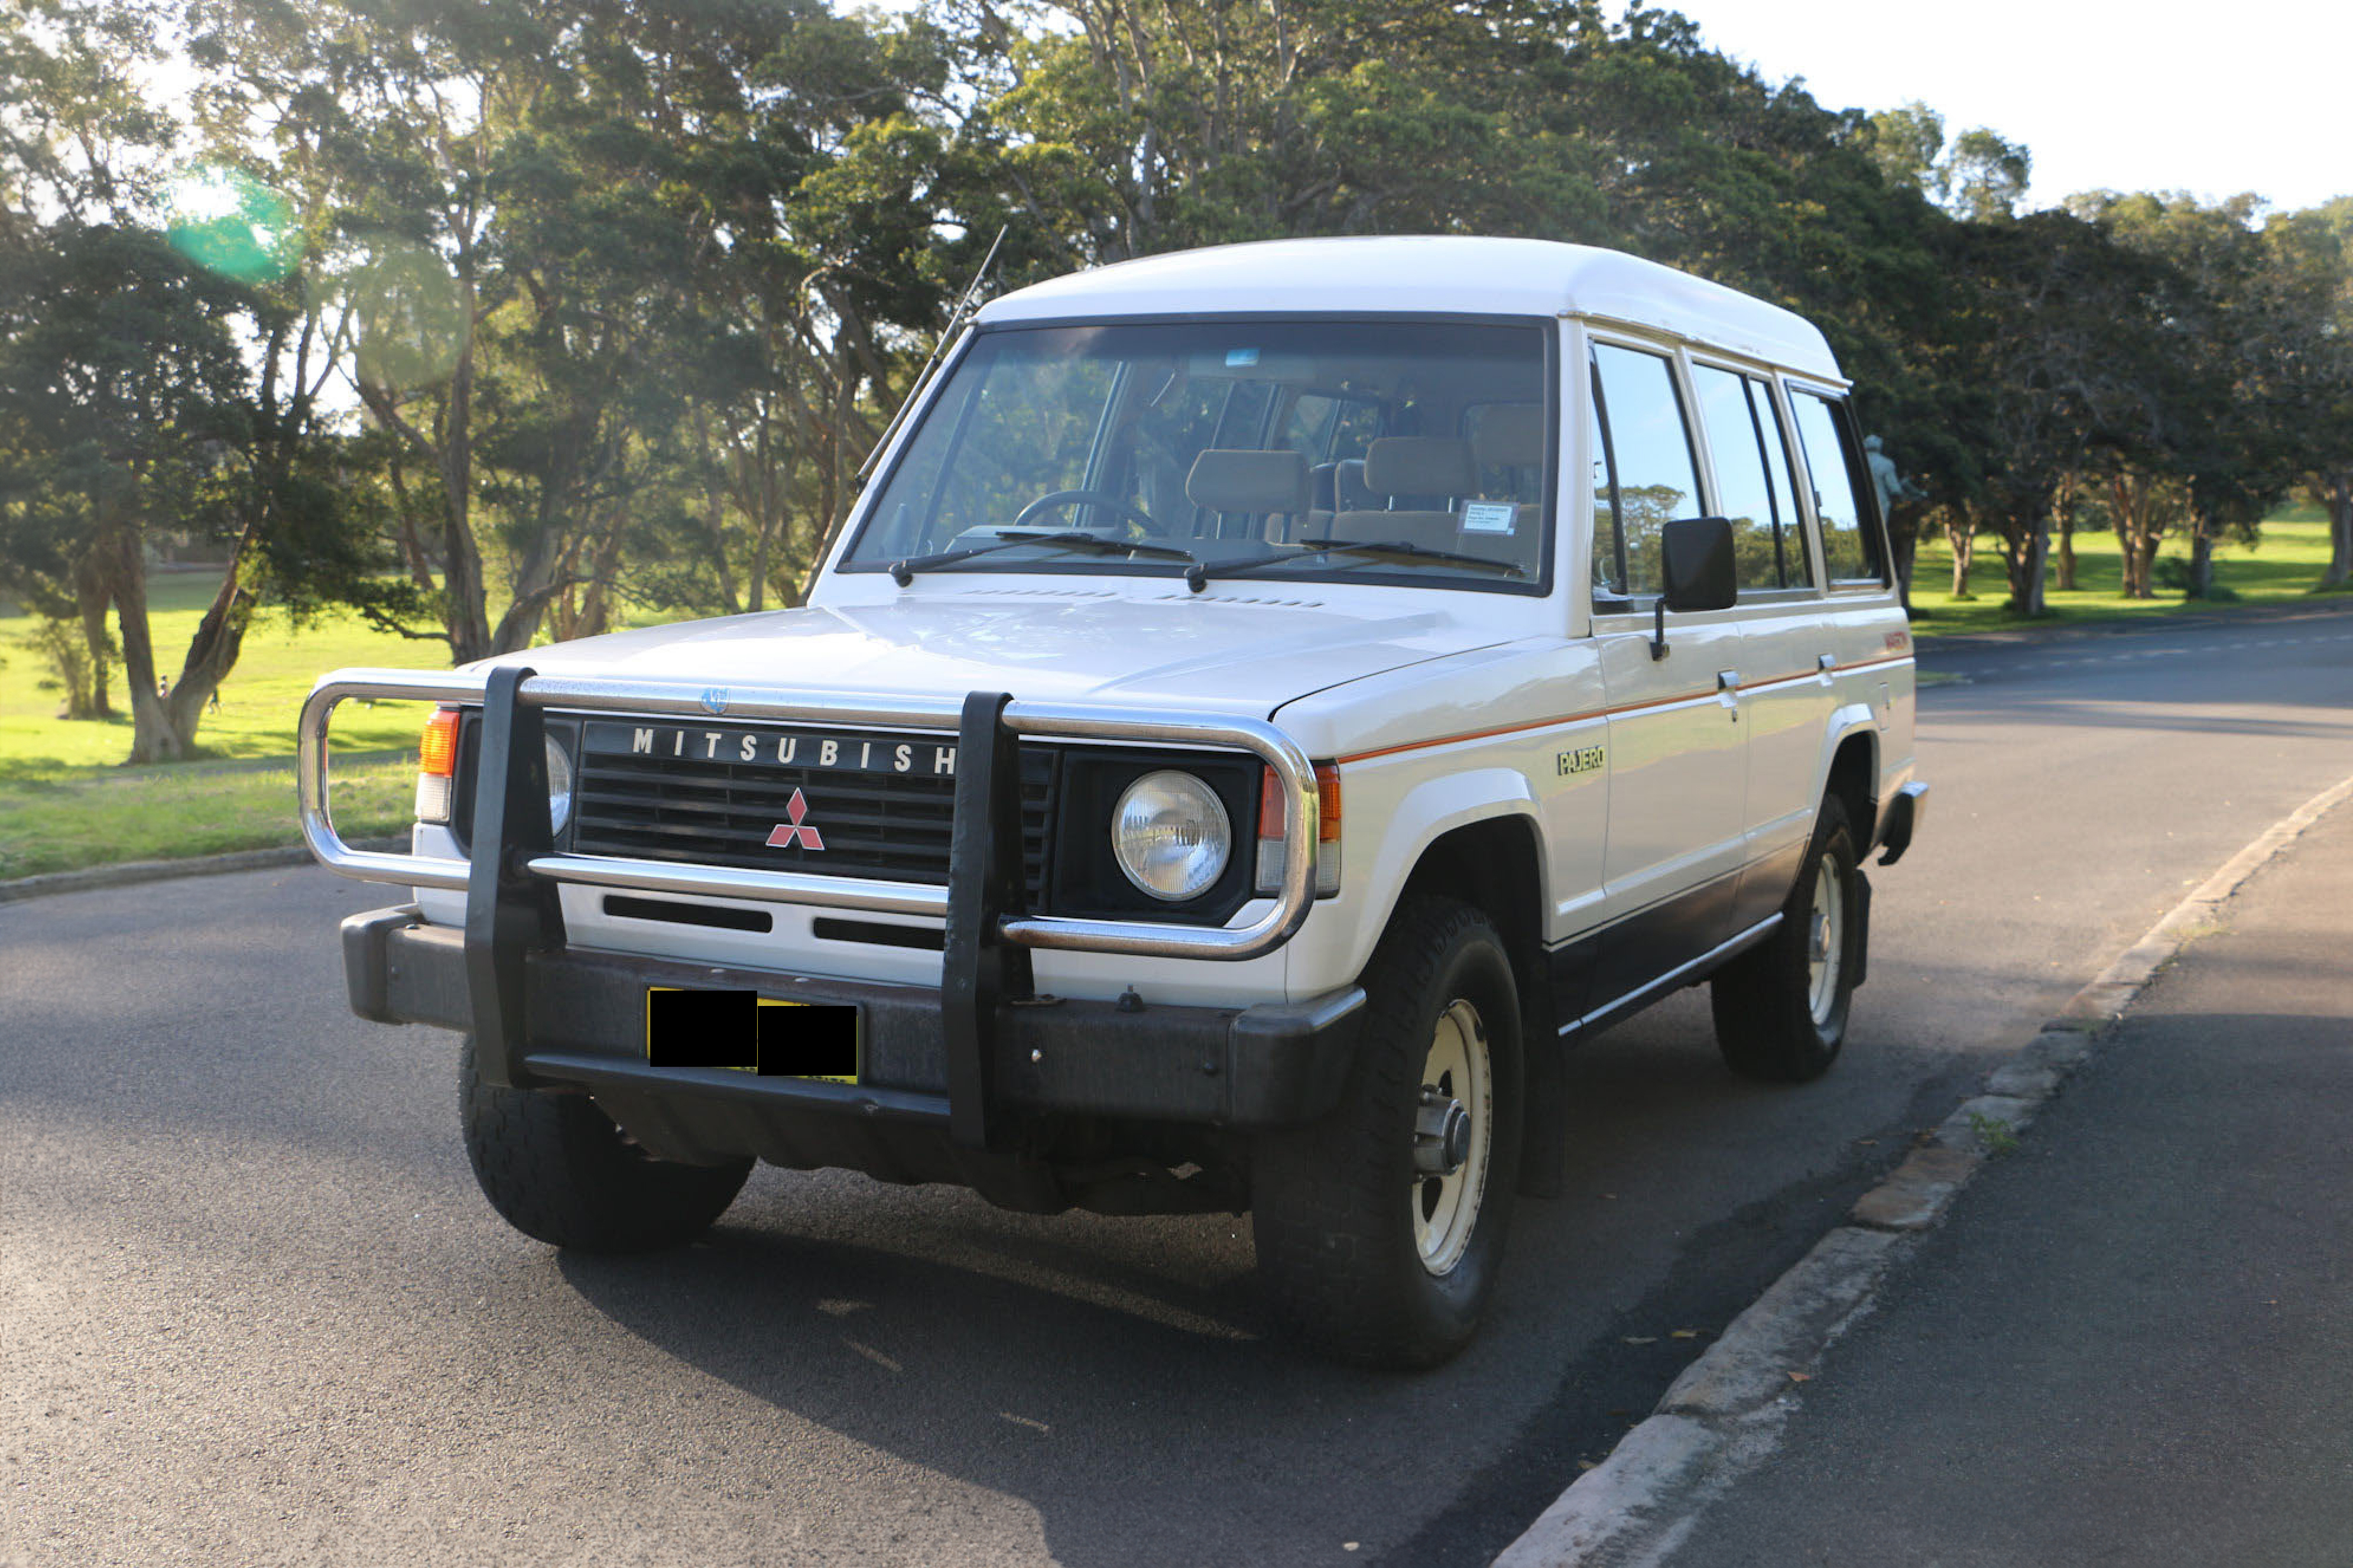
[{"x1": 843, "y1": 320, "x2": 1553, "y2": 592}]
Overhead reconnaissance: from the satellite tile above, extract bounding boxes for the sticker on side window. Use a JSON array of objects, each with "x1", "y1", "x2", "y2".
[{"x1": 1460, "y1": 501, "x2": 1517, "y2": 534}]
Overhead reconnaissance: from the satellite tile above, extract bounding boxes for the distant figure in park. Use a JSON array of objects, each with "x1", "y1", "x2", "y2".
[
  {"x1": 207, "y1": 687, "x2": 222, "y2": 713},
  {"x1": 157, "y1": 676, "x2": 170, "y2": 700},
  {"x1": 1865, "y1": 434, "x2": 1924, "y2": 516}
]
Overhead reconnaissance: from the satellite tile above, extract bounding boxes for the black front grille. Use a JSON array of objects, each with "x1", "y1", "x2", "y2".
[{"x1": 566, "y1": 718, "x2": 1057, "y2": 905}]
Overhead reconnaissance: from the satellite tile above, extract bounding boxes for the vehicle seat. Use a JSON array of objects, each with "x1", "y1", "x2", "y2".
[
  {"x1": 1334, "y1": 437, "x2": 1477, "y2": 552},
  {"x1": 1465, "y1": 404, "x2": 1545, "y2": 563},
  {"x1": 1186, "y1": 449, "x2": 1312, "y2": 541}
]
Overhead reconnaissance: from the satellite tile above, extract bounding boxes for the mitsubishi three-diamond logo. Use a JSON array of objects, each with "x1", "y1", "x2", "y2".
[{"x1": 765, "y1": 788, "x2": 825, "y2": 850}]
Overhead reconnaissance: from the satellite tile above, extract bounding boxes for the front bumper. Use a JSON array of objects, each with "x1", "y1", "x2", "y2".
[
  {"x1": 302, "y1": 668, "x2": 1331, "y2": 1168},
  {"x1": 344, "y1": 905, "x2": 1365, "y2": 1138}
]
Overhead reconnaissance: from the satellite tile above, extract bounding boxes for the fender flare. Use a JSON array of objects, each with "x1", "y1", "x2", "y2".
[
  {"x1": 1813, "y1": 707, "x2": 1881, "y2": 830},
  {"x1": 1347, "y1": 768, "x2": 1548, "y2": 978}
]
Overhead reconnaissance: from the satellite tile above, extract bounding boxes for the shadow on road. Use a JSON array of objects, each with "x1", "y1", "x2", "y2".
[{"x1": 535, "y1": 1004, "x2": 1939, "y2": 1568}]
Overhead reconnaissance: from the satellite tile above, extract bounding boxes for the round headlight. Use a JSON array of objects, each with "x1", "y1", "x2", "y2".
[
  {"x1": 1111, "y1": 771, "x2": 1232, "y2": 902},
  {"x1": 544, "y1": 733, "x2": 575, "y2": 836}
]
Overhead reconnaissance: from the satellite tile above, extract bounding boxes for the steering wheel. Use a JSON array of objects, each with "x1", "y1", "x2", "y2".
[{"x1": 1009, "y1": 489, "x2": 1169, "y2": 537}]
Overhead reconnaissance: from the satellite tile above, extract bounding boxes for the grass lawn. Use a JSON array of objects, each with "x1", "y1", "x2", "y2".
[
  {"x1": 0, "y1": 570, "x2": 450, "y2": 770},
  {"x1": 1907, "y1": 505, "x2": 2346, "y2": 637},
  {"x1": 0, "y1": 572, "x2": 451, "y2": 877},
  {"x1": 0, "y1": 752, "x2": 417, "y2": 879}
]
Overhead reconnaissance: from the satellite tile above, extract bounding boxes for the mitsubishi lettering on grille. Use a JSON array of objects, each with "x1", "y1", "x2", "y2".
[{"x1": 765, "y1": 789, "x2": 825, "y2": 851}]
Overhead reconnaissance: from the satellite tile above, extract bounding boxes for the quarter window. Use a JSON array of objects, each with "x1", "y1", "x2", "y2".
[
  {"x1": 1589, "y1": 343, "x2": 1702, "y2": 598},
  {"x1": 1789, "y1": 389, "x2": 1883, "y2": 584}
]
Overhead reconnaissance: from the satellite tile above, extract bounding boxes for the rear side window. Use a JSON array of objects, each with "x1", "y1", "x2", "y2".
[
  {"x1": 1589, "y1": 344, "x2": 1702, "y2": 598},
  {"x1": 1692, "y1": 365, "x2": 1810, "y2": 591},
  {"x1": 1789, "y1": 389, "x2": 1883, "y2": 585}
]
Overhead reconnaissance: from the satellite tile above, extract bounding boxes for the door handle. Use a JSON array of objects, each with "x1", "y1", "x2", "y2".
[
  {"x1": 1717, "y1": 670, "x2": 1741, "y2": 692},
  {"x1": 1716, "y1": 670, "x2": 1741, "y2": 722},
  {"x1": 1818, "y1": 653, "x2": 1838, "y2": 674}
]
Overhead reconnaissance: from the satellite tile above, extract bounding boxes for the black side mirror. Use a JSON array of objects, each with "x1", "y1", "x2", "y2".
[{"x1": 1651, "y1": 516, "x2": 1736, "y2": 660}]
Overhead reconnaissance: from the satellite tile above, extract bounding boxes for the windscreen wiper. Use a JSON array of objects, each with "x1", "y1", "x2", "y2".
[
  {"x1": 1187, "y1": 534, "x2": 1526, "y2": 590},
  {"x1": 890, "y1": 530, "x2": 1199, "y2": 585}
]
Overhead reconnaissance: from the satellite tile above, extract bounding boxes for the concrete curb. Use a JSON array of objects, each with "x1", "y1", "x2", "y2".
[
  {"x1": 0, "y1": 837, "x2": 406, "y2": 905},
  {"x1": 1492, "y1": 768, "x2": 2353, "y2": 1568}
]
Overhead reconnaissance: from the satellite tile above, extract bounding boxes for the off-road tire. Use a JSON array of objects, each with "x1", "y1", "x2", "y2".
[
  {"x1": 1711, "y1": 795, "x2": 1863, "y2": 1083},
  {"x1": 1252, "y1": 895, "x2": 1524, "y2": 1369},
  {"x1": 460, "y1": 1036, "x2": 752, "y2": 1251}
]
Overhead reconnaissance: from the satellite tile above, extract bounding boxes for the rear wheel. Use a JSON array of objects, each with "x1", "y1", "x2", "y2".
[
  {"x1": 1711, "y1": 796, "x2": 1863, "y2": 1083},
  {"x1": 1252, "y1": 895, "x2": 1523, "y2": 1369},
  {"x1": 460, "y1": 1036, "x2": 752, "y2": 1252}
]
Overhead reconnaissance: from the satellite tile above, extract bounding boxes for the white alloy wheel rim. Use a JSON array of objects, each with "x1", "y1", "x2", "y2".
[
  {"x1": 1414, "y1": 998, "x2": 1492, "y2": 1277},
  {"x1": 1807, "y1": 859, "x2": 1844, "y2": 1025}
]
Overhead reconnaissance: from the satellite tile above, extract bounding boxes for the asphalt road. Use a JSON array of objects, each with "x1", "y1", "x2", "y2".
[
  {"x1": 5, "y1": 602, "x2": 2350, "y2": 1568},
  {"x1": 1663, "y1": 771, "x2": 2353, "y2": 1568}
]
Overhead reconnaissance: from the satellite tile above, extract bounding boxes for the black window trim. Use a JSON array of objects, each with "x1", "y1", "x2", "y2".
[
  {"x1": 836, "y1": 310, "x2": 1563, "y2": 599},
  {"x1": 1586, "y1": 335, "x2": 1708, "y2": 610}
]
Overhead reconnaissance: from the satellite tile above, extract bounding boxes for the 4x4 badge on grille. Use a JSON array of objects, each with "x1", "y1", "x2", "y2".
[
  {"x1": 699, "y1": 687, "x2": 730, "y2": 715},
  {"x1": 765, "y1": 789, "x2": 825, "y2": 851}
]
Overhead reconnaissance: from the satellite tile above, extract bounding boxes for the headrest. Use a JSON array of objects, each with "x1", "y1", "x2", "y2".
[
  {"x1": 1186, "y1": 448, "x2": 1311, "y2": 515},
  {"x1": 1335, "y1": 458, "x2": 1377, "y2": 511},
  {"x1": 1472, "y1": 405, "x2": 1546, "y2": 470},
  {"x1": 1364, "y1": 437, "x2": 1475, "y2": 500}
]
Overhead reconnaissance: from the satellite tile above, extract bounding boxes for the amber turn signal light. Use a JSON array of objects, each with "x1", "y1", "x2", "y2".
[
  {"x1": 418, "y1": 707, "x2": 461, "y2": 778},
  {"x1": 1258, "y1": 762, "x2": 1341, "y2": 842}
]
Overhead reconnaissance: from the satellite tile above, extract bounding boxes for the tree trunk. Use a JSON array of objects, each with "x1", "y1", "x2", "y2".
[
  {"x1": 2003, "y1": 506, "x2": 2049, "y2": 617},
  {"x1": 2323, "y1": 469, "x2": 2352, "y2": 591},
  {"x1": 2124, "y1": 529, "x2": 2163, "y2": 599},
  {"x1": 2187, "y1": 520, "x2": 2216, "y2": 599},
  {"x1": 1946, "y1": 518, "x2": 1976, "y2": 598},
  {"x1": 163, "y1": 516, "x2": 262, "y2": 736},
  {"x1": 439, "y1": 331, "x2": 492, "y2": 664},
  {"x1": 73, "y1": 552, "x2": 114, "y2": 719},
  {"x1": 100, "y1": 528, "x2": 187, "y2": 764},
  {"x1": 2052, "y1": 473, "x2": 2078, "y2": 593}
]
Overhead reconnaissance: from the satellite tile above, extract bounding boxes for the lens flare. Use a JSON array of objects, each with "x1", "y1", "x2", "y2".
[
  {"x1": 347, "y1": 238, "x2": 468, "y2": 391},
  {"x1": 165, "y1": 164, "x2": 300, "y2": 284}
]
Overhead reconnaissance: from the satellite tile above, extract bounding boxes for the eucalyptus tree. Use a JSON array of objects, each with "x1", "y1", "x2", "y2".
[
  {"x1": 2266, "y1": 198, "x2": 2353, "y2": 589},
  {"x1": 2079, "y1": 191, "x2": 2310, "y2": 599},
  {"x1": 0, "y1": 222, "x2": 255, "y2": 760}
]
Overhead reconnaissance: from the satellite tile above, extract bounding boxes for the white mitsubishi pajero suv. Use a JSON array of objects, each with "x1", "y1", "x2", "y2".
[{"x1": 302, "y1": 236, "x2": 1926, "y2": 1368}]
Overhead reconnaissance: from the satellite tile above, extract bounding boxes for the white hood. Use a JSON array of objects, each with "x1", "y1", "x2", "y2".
[{"x1": 485, "y1": 590, "x2": 1508, "y2": 716}]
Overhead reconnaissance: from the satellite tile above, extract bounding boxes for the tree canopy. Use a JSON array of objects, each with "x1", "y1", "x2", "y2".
[{"x1": 4, "y1": 0, "x2": 2348, "y2": 761}]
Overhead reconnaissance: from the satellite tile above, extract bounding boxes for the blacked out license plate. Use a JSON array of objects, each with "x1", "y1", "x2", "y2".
[{"x1": 644, "y1": 987, "x2": 859, "y2": 1082}]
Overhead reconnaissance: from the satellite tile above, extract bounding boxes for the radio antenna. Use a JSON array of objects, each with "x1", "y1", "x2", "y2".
[{"x1": 856, "y1": 224, "x2": 1008, "y2": 482}]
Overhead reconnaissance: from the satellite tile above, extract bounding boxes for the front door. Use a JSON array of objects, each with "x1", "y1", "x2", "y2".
[{"x1": 1580, "y1": 339, "x2": 1750, "y2": 1013}]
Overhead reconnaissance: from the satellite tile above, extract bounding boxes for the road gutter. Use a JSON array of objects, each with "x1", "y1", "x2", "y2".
[{"x1": 1492, "y1": 768, "x2": 2353, "y2": 1568}]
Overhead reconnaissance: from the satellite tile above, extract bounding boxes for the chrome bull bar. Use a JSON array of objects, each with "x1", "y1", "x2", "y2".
[{"x1": 296, "y1": 666, "x2": 1321, "y2": 962}]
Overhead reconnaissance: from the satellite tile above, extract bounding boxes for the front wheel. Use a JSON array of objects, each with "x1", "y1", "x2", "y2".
[
  {"x1": 460, "y1": 1036, "x2": 752, "y2": 1252},
  {"x1": 1252, "y1": 895, "x2": 1524, "y2": 1369},
  {"x1": 1711, "y1": 796, "x2": 1864, "y2": 1083}
]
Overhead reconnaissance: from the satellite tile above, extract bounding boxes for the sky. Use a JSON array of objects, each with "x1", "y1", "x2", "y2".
[{"x1": 1667, "y1": 0, "x2": 2350, "y2": 215}]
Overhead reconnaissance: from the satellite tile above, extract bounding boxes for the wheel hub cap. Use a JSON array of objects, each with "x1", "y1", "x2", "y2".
[
  {"x1": 1414, "y1": 1090, "x2": 1471, "y2": 1176},
  {"x1": 1413, "y1": 998, "x2": 1493, "y2": 1278},
  {"x1": 1807, "y1": 860, "x2": 1844, "y2": 1025}
]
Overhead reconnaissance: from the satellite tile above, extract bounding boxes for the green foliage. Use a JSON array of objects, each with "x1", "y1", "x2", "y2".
[{"x1": 0, "y1": 0, "x2": 2346, "y2": 732}]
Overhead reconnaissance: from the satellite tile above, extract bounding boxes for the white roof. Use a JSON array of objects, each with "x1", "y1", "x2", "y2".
[{"x1": 977, "y1": 236, "x2": 1842, "y2": 381}]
